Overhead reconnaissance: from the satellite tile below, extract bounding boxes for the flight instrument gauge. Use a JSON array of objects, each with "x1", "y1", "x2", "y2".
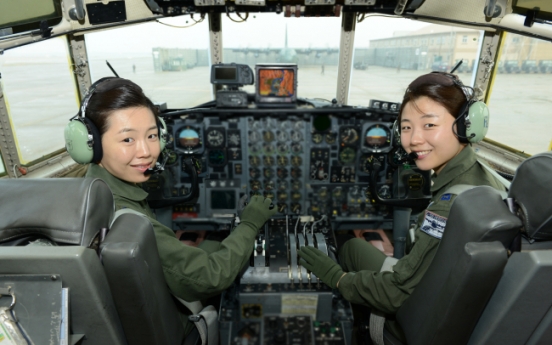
[
  {"x1": 228, "y1": 132, "x2": 241, "y2": 147},
  {"x1": 208, "y1": 149, "x2": 227, "y2": 167},
  {"x1": 339, "y1": 127, "x2": 360, "y2": 146},
  {"x1": 365, "y1": 125, "x2": 391, "y2": 150},
  {"x1": 177, "y1": 127, "x2": 201, "y2": 149},
  {"x1": 164, "y1": 149, "x2": 178, "y2": 166},
  {"x1": 339, "y1": 147, "x2": 356, "y2": 165},
  {"x1": 205, "y1": 128, "x2": 225, "y2": 148},
  {"x1": 312, "y1": 133, "x2": 323, "y2": 144},
  {"x1": 325, "y1": 132, "x2": 337, "y2": 144}
]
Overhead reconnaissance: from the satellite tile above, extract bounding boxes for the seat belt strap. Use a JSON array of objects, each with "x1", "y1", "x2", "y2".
[{"x1": 370, "y1": 256, "x2": 399, "y2": 345}]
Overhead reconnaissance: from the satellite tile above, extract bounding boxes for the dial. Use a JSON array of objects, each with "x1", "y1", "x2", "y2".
[
  {"x1": 250, "y1": 180, "x2": 261, "y2": 191},
  {"x1": 291, "y1": 143, "x2": 303, "y2": 155},
  {"x1": 291, "y1": 130, "x2": 303, "y2": 143},
  {"x1": 277, "y1": 168, "x2": 288, "y2": 179},
  {"x1": 208, "y1": 149, "x2": 226, "y2": 166},
  {"x1": 279, "y1": 121, "x2": 291, "y2": 130},
  {"x1": 377, "y1": 185, "x2": 391, "y2": 199},
  {"x1": 249, "y1": 118, "x2": 263, "y2": 130},
  {"x1": 291, "y1": 192, "x2": 302, "y2": 201},
  {"x1": 263, "y1": 156, "x2": 275, "y2": 166},
  {"x1": 278, "y1": 180, "x2": 288, "y2": 190},
  {"x1": 249, "y1": 156, "x2": 261, "y2": 167},
  {"x1": 339, "y1": 147, "x2": 356, "y2": 165},
  {"x1": 264, "y1": 191, "x2": 275, "y2": 199},
  {"x1": 291, "y1": 156, "x2": 303, "y2": 167},
  {"x1": 294, "y1": 121, "x2": 305, "y2": 130},
  {"x1": 264, "y1": 180, "x2": 275, "y2": 191},
  {"x1": 325, "y1": 132, "x2": 337, "y2": 144},
  {"x1": 278, "y1": 203, "x2": 288, "y2": 213},
  {"x1": 291, "y1": 180, "x2": 302, "y2": 190},
  {"x1": 291, "y1": 203, "x2": 302, "y2": 213},
  {"x1": 277, "y1": 156, "x2": 289, "y2": 166},
  {"x1": 178, "y1": 127, "x2": 200, "y2": 148},
  {"x1": 263, "y1": 143, "x2": 275, "y2": 155},
  {"x1": 165, "y1": 149, "x2": 178, "y2": 166},
  {"x1": 263, "y1": 168, "x2": 274, "y2": 179},
  {"x1": 206, "y1": 129, "x2": 224, "y2": 147},
  {"x1": 228, "y1": 133, "x2": 241, "y2": 147},
  {"x1": 277, "y1": 143, "x2": 290, "y2": 154},
  {"x1": 249, "y1": 143, "x2": 261, "y2": 155},
  {"x1": 249, "y1": 131, "x2": 261, "y2": 143},
  {"x1": 249, "y1": 168, "x2": 261, "y2": 179},
  {"x1": 365, "y1": 124, "x2": 391, "y2": 149},
  {"x1": 263, "y1": 130, "x2": 275, "y2": 142},
  {"x1": 340, "y1": 127, "x2": 360, "y2": 146},
  {"x1": 291, "y1": 168, "x2": 302, "y2": 179},
  {"x1": 276, "y1": 131, "x2": 289, "y2": 142},
  {"x1": 312, "y1": 133, "x2": 323, "y2": 144}
]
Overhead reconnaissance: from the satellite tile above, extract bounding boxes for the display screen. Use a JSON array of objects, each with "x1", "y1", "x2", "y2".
[
  {"x1": 257, "y1": 69, "x2": 295, "y2": 98},
  {"x1": 211, "y1": 190, "x2": 236, "y2": 209},
  {"x1": 214, "y1": 66, "x2": 237, "y2": 81}
]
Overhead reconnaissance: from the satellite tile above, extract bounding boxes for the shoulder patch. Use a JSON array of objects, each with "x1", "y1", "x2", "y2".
[
  {"x1": 440, "y1": 193, "x2": 452, "y2": 201},
  {"x1": 420, "y1": 211, "x2": 447, "y2": 240}
]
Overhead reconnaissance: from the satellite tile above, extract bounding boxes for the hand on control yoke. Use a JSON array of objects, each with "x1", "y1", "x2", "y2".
[
  {"x1": 298, "y1": 246, "x2": 345, "y2": 289},
  {"x1": 239, "y1": 195, "x2": 277, "y2": 234}
]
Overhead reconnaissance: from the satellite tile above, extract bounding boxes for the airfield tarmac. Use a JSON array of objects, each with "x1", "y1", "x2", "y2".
[{"x1": 1, "y1": 57, "x2": 550, "y2": 165}]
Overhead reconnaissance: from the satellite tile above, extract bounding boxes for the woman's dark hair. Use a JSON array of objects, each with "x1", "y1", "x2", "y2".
[
  {"x1": 398, "y1": 72, "x2": 469, "y2": 122},
  {"x1": 84, "y1": 78, "x2": 159, "y2": 136}
]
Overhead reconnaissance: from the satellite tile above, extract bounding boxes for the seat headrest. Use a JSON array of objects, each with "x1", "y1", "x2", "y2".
[
  {"x1": 509, "y1": 152, "x2": 552, "y2": 240},
  {"x1": 0, "y1": 178, "x2": 114, "y2": 246}
]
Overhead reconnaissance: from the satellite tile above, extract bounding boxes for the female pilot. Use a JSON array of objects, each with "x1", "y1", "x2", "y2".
[
  {"x1": 298, "y1": 72, "x2": 505, "y2": 341},
  {"x1": 66, "y1": 77, "x2": 276, "y2": 336}
]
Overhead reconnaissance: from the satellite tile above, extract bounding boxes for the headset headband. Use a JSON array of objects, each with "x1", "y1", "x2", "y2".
[
  {"x1": 406, "y1": 71, "x2": 473, "y2": 106},
  {"x1": 80, "y1": 77, "x2": 143, "y2": 119}
]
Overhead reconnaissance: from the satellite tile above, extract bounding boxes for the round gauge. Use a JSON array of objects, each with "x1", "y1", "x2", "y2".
[
  {"x1": 377, "y1": 185, "x2": 391, "y2": 199},
  {"x1": 264, "y1": 191, "x2": 275, "y2": 200},
  {"x1": 263, "y1": 131, "x2": 275, "y2": 142},
  {"x1": 249, "y1": 143, "x2": 261, "y2": 155},
  {"x1": 332, "y1": 187, "x2": 343, "y2": 199},
  {"x1": 312, "y1": 133, "x2": 323, "y2": 144},
  {"x1": 249, "y1": 118, "x2": 262, "y2": 130},
  {"x1": 291, "y1": 168, "x2": 302, "y2": 179},
  {"x1": 290, "y1": 130, "x2": 303, "y2": 143},
  {"x1": 263, "y1": 156, "x2": 275, "y2": 166},
  {"x1": 277, "y1": 156, "x2": 289, "y2": 166},
  {"x1": 249, "y1": 131, "x2": 261, "y2": 143},
  {"x1": 208, "y1": 149, "x2": 226, "y2": 166},
  {"x1": 291, "y1": 203, "x2": 302, "y2": 213},
  {"x1": 249, "y1": 156, "x2": 261, "y2": 167},
  {"x1": 164, "y1": 149, "x2": 178, "y2": 166},
  {"x1": 280, "y1": 121, "x2": 291, "y2": 130},
  {"x1": 294, "y1": 121, "x2": 305, "y2": 130},
  {"x1": 250, "y1": 180, "x2": 261, "y2": 191},
  {"x1": 276, "y1": 131, "x2": 289, "y2": 142},
  {"x1": 291, "y1": 143, "x2": 302, "y2": 155},
  {"x1": 278, "y1": 180, "x2": 288, "y2": 190},
  {"x1": 325, "y1": 132, "x2": 337, "y2": 144},
  {"x1": 359, "y1": 154, "x2": 374, "y2": 174},
  {"x1": 277, "y1": 192, "x2": 288, "y2": 201},
  {"x1": 263, "y1": 143, "x2": 275, "y2": 155},
  {"x1": 228, "y1": 133, "x2": 240, "y2": 146},
  {"x1": 206, "y1": 129, "x2": 224, "y2": 147},
  {"x1": 249, "y1": 168, "x2": 261, "y2": 179},
  {"x1": 340, "y1": 127, "x2": 360, "y2": 146},
  {"x1": 339, "y1": 147, "x2": 356, "y2": 165},
  {"x1": 365, "y1": 125, "x2": 391, "y2": 149},
  {"x1": 277, "y1": 143, "x2": 289, "y2": 154},
  {"x1": 291, "y1": 180, "x2": 302, "y2": 191},
  {"x1": 263, "y1": 168, "x2": 274, "y2": 179},
  {"x1": 291, "y1": 192, "x2": 302, "y2": 201},
  {"x1": 264, "y1": 180, "x2": 275, "y2": 191},
  {"x1": 318, "y1": 187, "x2": 329, "y2": 200},
  {"x1": 291, "y1": 156, "x2": 302, "y2": 167},
  {"x1": 277, "y1": 168, "x2": 288, "y2": 179},
  {"x1": 278, "y1": 203, "x2": 288, "y2": 213},
  {"x1": 178, "y1": 128, "x2": 200, "y2": 148}
]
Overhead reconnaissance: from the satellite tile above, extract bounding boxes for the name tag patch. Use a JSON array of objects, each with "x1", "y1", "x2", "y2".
[{"x1": 420, "y1": 211, "x2": 447, "y2": 239}]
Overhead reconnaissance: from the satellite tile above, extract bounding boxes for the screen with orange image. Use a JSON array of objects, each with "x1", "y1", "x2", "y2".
[{"x1": 255, "y1": 64, "x2": 297, "y2": 106}]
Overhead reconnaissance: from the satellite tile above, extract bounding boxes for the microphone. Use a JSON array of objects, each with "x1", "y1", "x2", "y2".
[
  {"x1": 408, "y1": 152, "x2": 418, "y2": 160},
  {"x1": 144, "y1": 153, "x2": 169, "y2": 175}
]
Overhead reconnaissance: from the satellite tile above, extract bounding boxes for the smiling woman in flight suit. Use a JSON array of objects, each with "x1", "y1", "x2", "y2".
[
  {"x1": 298, "y1": 72, "x2": 505, "y2": 341},
  {"x1": 64, "y1": 77, "x2": 276, "y2": 337}
]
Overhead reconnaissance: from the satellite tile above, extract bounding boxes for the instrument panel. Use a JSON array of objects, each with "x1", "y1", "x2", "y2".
[{"x1": 143, "y1": 100, "x2": 423, "y2": 228}]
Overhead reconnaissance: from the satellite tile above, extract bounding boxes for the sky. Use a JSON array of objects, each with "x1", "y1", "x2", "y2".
[{"x1": 1, "y1": 13, "x2": 430, "y2": 59}]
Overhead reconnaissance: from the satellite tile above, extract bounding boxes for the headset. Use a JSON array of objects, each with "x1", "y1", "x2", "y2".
[
  {"x1": 64, "y1": 77, "x2": 168, "y2": 165},
  {"x1": 393, "y1": 71, "x2": 489, "y2": 147}
]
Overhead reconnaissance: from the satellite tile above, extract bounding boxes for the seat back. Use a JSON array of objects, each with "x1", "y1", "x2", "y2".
[
  {"x1": 0, "y1": 177, "x2": 126, "y2": 344},
  {"x1": 395, "y1": 186, "x2": 522, "y2": 345},
  {"x1": 100, "y1": 212, "x2": 187, "y2": 345},
  {"x1": 467, "y1": 152, "x2": 552, "y2": 344}
]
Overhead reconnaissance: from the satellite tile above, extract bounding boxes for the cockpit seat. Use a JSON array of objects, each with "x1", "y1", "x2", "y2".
[
  {"x1": 0, "y1": 178, "x2": 191, "y2": 345},
  {"x1": 0, "y1": 178, "x2": 125, "y2": 344},
  {"x1": 382, "y1": 185, "x2": 522, "y2": 345},
  {"x1": 467, "y1": 152, "x2": 552, "y2": 344}
]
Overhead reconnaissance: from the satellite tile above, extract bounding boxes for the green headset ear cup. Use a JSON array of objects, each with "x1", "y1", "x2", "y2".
[
  {"x1": 64, "y1": 117, "x2": 103, "y2": 164},
  {"x1": 465, "y1": 101, "x2": 489, "y2": 143},
  {"x1": 158, "y1": 117, "x2": 167, "y2": 151}
]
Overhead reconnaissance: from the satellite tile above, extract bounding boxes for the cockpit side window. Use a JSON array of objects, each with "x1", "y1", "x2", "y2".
[
  {"x1": 0, "y1": 154, "x2": 5, "y2": 176},
  {"x1": 487, "y1": 32, "x2": 552, "y2": 155},
  {"x1": 0, "y1": 36, "x2": 79, "y2": 164}
]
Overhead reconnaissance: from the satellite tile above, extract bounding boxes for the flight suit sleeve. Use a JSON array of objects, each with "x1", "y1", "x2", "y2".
[
  {"x1": 150, "y1": 218, "x2": 258, "y2": 302},
  {"x1": 337, "y1": 195, "x2": 457, "y2": 315}
]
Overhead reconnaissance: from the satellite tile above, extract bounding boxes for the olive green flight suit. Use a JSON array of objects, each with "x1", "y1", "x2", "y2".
[
  {"x1": 337, "y1": 146, "x2": 505, "y2": 339},
  {"x1": 87, "y1": 164, "x2": 257, "y2": 335}
]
